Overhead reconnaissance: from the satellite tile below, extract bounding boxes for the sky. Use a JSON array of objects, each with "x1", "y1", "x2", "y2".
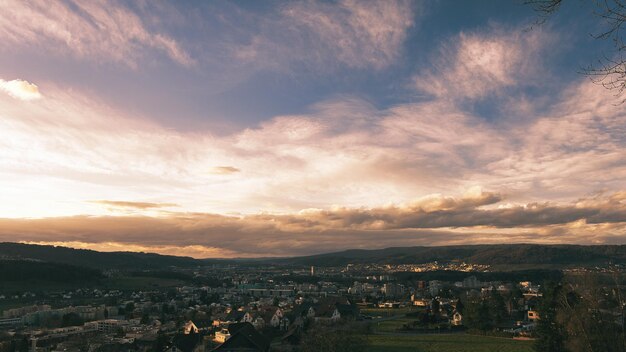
[{"x1": 0, "y1": 0, "x2": 625, "y2": 258}]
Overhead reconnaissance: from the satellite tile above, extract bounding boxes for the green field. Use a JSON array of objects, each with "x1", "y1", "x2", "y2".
[
  {"x1": 373, "y1": 318, "x2": 417, "y2": 332},
  {"x1": 361, "y1": 307, "x2": 419, "y2": 317},
  {"x1": 366, "y1": 334, "x2": 534, "y2": 352}
]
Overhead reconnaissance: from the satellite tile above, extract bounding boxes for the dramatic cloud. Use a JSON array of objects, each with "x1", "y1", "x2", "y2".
[
  {"x1": 414, "y1": 27, "x2": 547, "y2": 100},
  {"x1": 0, "y1": 28, "x2": 624, "y2": 255},
  {"x1": 280, "y1": 191, "x2": 626, "y2": 231},
  {"x1": 0, "y1": 79, "x2": 41, "y2": 101},
  {"x1": 0, "y1": 77, "x2": 624, "y2": 219},
  {"x1": 231, "y1": 0, "x2": 415, "y2": 70},
  {"x1": 0, "y1": 3, "x2": 623, "y2": 258},
  {"x1": 21, "y1": 241, "x2": 241, "y2": 259},
  {"x1": 0, "y1": 0, "x2": 193, "y2": 67},
  {"x1": 1, "y1": 191, "x2": 624, "y2": 257}
]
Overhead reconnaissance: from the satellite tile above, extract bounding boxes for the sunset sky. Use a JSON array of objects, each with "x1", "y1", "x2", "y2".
[{"x1": 1, "y1": 0, "x2": 625, "y2": 258}]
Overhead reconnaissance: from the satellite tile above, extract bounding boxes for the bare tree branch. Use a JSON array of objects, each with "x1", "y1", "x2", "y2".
[{"x1": 527, "y1": 0, "x2": 626, "y2": 102}]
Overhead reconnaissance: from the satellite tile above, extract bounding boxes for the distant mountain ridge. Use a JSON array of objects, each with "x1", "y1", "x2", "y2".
[
  {"x1": 1, "y1": 242, "x2": 625, "y2": 269},
  {"x1": 269, "y1": 244, "x2": 626, "y2": 267},
  {"x1": 0, "y1": 242, "x2": 202, "y2": 269}
]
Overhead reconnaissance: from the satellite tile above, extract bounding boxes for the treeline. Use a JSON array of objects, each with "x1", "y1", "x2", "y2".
[
  {"x1": 129, "y1": 270, "x2": 194, "y2": 281},
  {"x1": 129, "y1": 270, "x2": 229, "y2": 287},
  {"x1": 0, "y1": 242, "x2": 201, "y2": 269},
  {"x1": 393, "y1": 269, "x2": 564, "y2": 283},
  {"x1": 535, "y1": 274, "x2": 626, "y2": 352},
  {"x1": 0, "y1": 260, "x2": 103, "y2": 282},
  {"x1": 281, "y1": 244, "x2": 626, "y2": 267}
]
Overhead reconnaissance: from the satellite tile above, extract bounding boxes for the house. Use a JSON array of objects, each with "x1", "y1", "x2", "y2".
[
  {"x1": 213, "y1": 322, "x2": 270, "y2": 352},
  {"x1": 242, "y1": 312, "x2": 266, "y2": 330},
  {"x1": 292, "y1": 302, "x2": 316, "y2": 320},
  {"x1": 258, "y1": 307, "x2": 286, "y2": 329},
  {"x1": 193, "y1": 319, "x2": 214, "y2": 333},
  {"x1": 214, "y1": 310, "x2": 246, "y2": 327},
  {"x1": 336, "y1": 303, "x2": 359, "y2": 320},
  {"x1": 313, "y1": 303, "x2": 341, "y2": 322},
  {"x1": 412, "y1": 298, "x2": 431, "y2": 307},
  {"x1": 183, "y1": 320, "x2": 199, "y2": 334},
  {"x1": 270, "y1": 308, "x2": 284, "y2": 326},
  {"x1": 214, "y1": 328, "x2": 231, "y2": 343},
  {"x1": 451, "y1": 310, "x2": 463, "y2": 326}
]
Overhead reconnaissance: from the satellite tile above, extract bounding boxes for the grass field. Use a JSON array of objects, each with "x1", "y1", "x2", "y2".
[
  {"x1": 374, "y1": 317, "x2": 417, "y2": 332},
  {"x1": 361, "y1": 307, "x2": 419, "y2": 317},
  {"x1": 366, "y1": 334, "x2": 534, "y2": 352}
]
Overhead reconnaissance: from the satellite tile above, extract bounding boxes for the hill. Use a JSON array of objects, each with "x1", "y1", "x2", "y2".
[
  {"x1": 0, "y1": 242, "x2": 202, "y2": 270},
  {"x1": 271, "y1": 244, "x2": 626, "y2": 267},
  {"x1": 0, "y1": 259, "x2": 103, "y2": 283},
  {"x1": 1, "y1": 242, "x2": 625, "y2": 270}
]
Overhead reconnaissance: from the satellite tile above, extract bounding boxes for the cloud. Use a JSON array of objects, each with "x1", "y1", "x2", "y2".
[
  {"x1": 21, "y1": 241, "x2": 240, "y2": 259},
  {"x1": 210, "y1": 166, "x2": 241, "y2": 175},
  {"x1": 0, "y1": 0, "x2": 193, "y2": 67},
  {"x1": 0, "y1": 66, "x2": 624, "y2": 254},
  {"x1": 250, "y1": 190, "x2": 626, "y2": 232},
  {"x1": 413, "y1": 27, "x2": 547, "y2": 100},
  {"x1": 231, "y1": 0, "x2": 415, "y2": 71},
  {"x1": 0, "y1": 79, "x2": 42, "y2": 101},
  {"x1": 90, "y1": 200, "x2": 178, "y2": 210},
  {"x1": 0, "y1": 76, "x2": 624, "y2": 219},
  {"x1": 0, "y1": 190, "x2": 624, "y2": 257}
]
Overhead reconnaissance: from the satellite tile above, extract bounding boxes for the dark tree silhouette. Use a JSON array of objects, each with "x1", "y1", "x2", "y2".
[
  {"x1": 61, "y1": 312, "x2": 84, "y2": 327},
  {"x1": 535, "y1": 282, "x2": 569, "y2": 352},
  {"x1": 527, "y1": 0, "x2": 626, "y2": 100}
]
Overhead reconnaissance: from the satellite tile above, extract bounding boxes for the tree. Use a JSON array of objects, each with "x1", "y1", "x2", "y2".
[
  {"x1": 431, "y1": 299, "x2": 440, "y2": 314},
  {"x1": 124, "y1": 302, "x2": 135, "y2": 319},
  {"x1": 19, "y1": 337, "x2": 28, "y2": 352},
  {"x1": 527, "y1": 0, "x2": 626, "y2": 100},
  {"x1": 464, "y1": 299, "x2": 493, "y2": 333},
  {"x1": 476, "y1": 300, "x2": 493, "y2": 332},
  {"x1": 12, "y1": 336, "x2": 29, "y2": 352},
  {"x1": 455, "y1": 299, "x2": 465, "y2": 314},
  {"x1": 489, "y1": 290, "x2": 507, "y2": 325},
  {"x1": 154, "y1": 331, "x2": 170, "y2": 352},
  {"x1": 556, "y1": 274, "x2": 626, "y2": 352},
  {"x1": 61, "y1": 312, "x2": 84, "y2": 327},
  {"x1": 535, "y1": 282, "x2": 568, "y2": 352}
]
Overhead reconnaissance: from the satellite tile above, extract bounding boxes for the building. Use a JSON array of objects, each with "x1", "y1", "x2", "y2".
[
  {"x1": 85, "y1": 319, "x2": 129, "y2": 334},
  {"x1": 451, "y1": 311, "x2": 463, "y2": 326},
  {"x1": 463, "y1": 276, "x2": 481, "y2": 289},
  {"x1": 429, "y1": 281, "x2": 443, "y2": 296},
  {"x1": 183, "y1": 320, "x2": 199, "y2": 334},
  {"x1": 383, "y1": 283, "x2": 404, "y2": 298},
  {"x1": 213, "y1": 323, "x2": 270, "y2": 352},
  {"x1": 214, "y1": 328, "x2": 231, "y2": 343}
]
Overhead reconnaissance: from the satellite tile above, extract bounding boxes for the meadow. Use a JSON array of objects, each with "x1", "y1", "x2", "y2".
[{"x1": 366, "y1": 334, "x2": 534, "y2": 352}]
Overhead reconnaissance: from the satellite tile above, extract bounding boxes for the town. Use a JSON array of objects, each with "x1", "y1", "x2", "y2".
[{"x1": 1, "y1": 258, "x2": 623, "y2": 352}]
